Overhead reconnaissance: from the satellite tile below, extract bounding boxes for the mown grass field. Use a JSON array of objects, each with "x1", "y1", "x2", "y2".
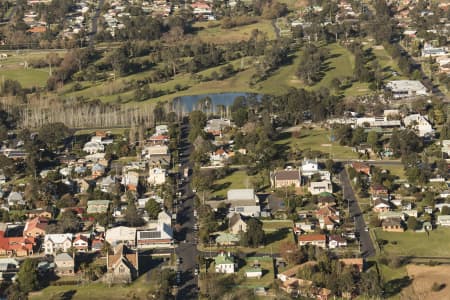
[
  {"x1": 374, "y1": 227, "x2": 450, "y2": 257},
  {"x1": 211, "y1": 169, "x2": 253, "y2": 198},
  {"x1": 276, "y1": 128, "x2": 358, "y2": 160},
  {"x1": 376, "y1": 163, "x2": 406, "y2": 179},
  {"x1": 29, "y1": 272, "x2": 157, "y2": 300}
]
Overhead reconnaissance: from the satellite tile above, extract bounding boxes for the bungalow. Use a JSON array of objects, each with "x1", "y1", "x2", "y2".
[
  {"x1": 7, "y1": 192, "x2": 25, "y2": 207},
  {"x1": 437, "y1": 215, "x2": 450, "y2": 226},
  {"x1": 245, "y1": 267, "x2": 263, "y2": 278},
  {"x1": 294, "y1": 222, "x2": 315, "y2": 234},
  {"x1": 23, "y1": 217, "x2": 48, "y2": 238},
  {"x1": 317, "y1": 194, "x2": 336, "y2": 207},
  {"x1": 44, "y1": 233, "x2": 73, "y2": 254},
  {"x1": 378, "y1": 211, "x2": 405, "y2": 220},
  {"x1": 328, "y1": 235, "x2": 347, "y2": 249},
  {"x1": 73, "y1": 234, "x2": 89, "y2": 252},
  {"x1": 215, "y1": 233, "x2": 240, "y2": 246},
  {"x1": 87, "y1": 200, "x2": 110, "y2": 215},
  {"x1": 0, "y1": 231, "x2": 35, "y2": 257},
  {"x1": 148, "y1": 135, "x2": 169, "y2": 145},
  {"x1": 298, "y1": 234, "x2": 327, "y2": 248},
  {"x1": 204, "y1": 119, "x2": 233, "y2": 136},
  {"x1": 351, "y1": 162, "x2": 371, "y2": 176},
  {"x1": 210, "y1": 148, "x2": 234, "y2": 166},
  {"x1": 382, "y1": 218, "x2": 404, "y2": 232},
  {"x1": 271, "y1": 167, "x2": 302, "y2": 188},
  {"x1": 142, "y1": 144, "x2": 169, "y2": 158},
  {"x1": 373, "y1": 198, "x2": 391, "y2": 213},
  {"x1": 309, "y1": 180, "x2": 333, "y2": 195},
  {"x1": 371, "y1": 184, "x2": 388, "y2": 197},
  {"x1": 54, "y1": 253, "x2": 75, "y2": 276},
  {"x1": 215, "y1": 252, "x2": 236, "y2": 274}
]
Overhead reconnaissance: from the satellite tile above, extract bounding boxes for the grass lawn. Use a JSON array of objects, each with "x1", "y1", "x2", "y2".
[
  {"x1": 193, "y1": 20, "x2": 276, "y2": 43},
  {"x1": 374, "y1": 227, "x2": 450, "y2": 257},
  {"x1": 262, "y1": 220, "x2": 293, "y2": 231},
  {"x1": 376, "y1": 164, "x2": 406, "y2": 179},
  {"x1": 29, "y1": 272, "x2": 157, "y2": 300},
  {"x1": 237, "y1": 257, "x2": 275, "y2": 288},
  {"x1": 276, "y1": 128, "x2": 358, "y2": 160},
  {"x1": 0, "y1": 68, "x2": 50, "y2": 88},
  {"x1": 74, "y1": 127, "x2": 128, "y2": 136},
  {"x1": 211, "y1": 170, "x2": 253, "y2": 198}
]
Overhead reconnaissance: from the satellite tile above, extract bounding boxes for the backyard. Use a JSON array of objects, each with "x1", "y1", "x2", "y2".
[{"x1": 211, "y1": 169, "x2": 254, "y2": 198}]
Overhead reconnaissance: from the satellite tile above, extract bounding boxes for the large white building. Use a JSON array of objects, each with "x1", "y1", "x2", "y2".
[
  {"x1": 385, "y1": 80, "x2": 428, "y2": 99},
  {"x1": 147, "y1": 167, "x2": 166, "y2": 185},
  {"x1": 227, "y1": 189, "x2": 261, "y2": 217},
  {"x1": 403, "y1": 114, "x2": 434, "y2": 137},
  {"x1": 136, "y1": 211, "x2": 173, "y2": 249},
  {"x1": 43, "y1": 233, "x2": 73, "y2": 254},
  {"x1": 105, "y1": 226, "x2": 137, "y2": 247}
]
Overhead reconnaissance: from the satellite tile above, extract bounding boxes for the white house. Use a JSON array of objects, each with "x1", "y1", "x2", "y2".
[
  {"x1": 7, "y1": 192, "x2": 25, "y2": 207},
  {"x1": 44, "y1": 233, "x2": 73, "y2": 254},
  {"x1": 328, "y1": 235, "x2": 347, "y2": 249},
  {"x1": 215, "y1": 252, "x2": 236, "y2": 274},
  {"x1": 83, "y1": 141, "x2": 105, "y2": 154},
  {"x1": 142, "y1": 145, "x2": 169, "y2": 158},
  {"x1": 301, "y1": 159, "x2": 319, "y2": 177},
  {"x1": 386, "y1": 80, "x2": 428, "y2": 99},
  {"x1": 155, "y1": 125, "x2": 169, "y2": 136},
  {"x1": 403, "y1": 114, "x2": 434, "y2": 137},
  {"x1": 245, "y1": 268, "x2": 263, "y2": 278},
  {"x1": 148, "y1": 167, "x2": 166, "y2": 185},
  {"x1": 227, "y1": 189, "x2": 260, "y2": 217},
  {"x1": 309, "y1": 180, "x2": 333, "y2": 195},
  {"x1": 421, "y1": 43, "x2": 448, "y2": 57},
  {"x1": 437, "y1": 215, "x2": 450, "y2": 227}
]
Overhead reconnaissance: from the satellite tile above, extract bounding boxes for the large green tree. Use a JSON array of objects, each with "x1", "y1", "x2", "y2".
[
  {"x1": 17, "y1": 259, "x2": 39, "y2": 293},
  {"x1": 145, "y1": 198, "x2": 161, "y2": 220}
]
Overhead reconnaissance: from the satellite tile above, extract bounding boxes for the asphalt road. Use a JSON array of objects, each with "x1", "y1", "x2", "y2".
[
  {"x1": 175, "y1": 122, "x2": 198, "y2": 300},
  {"x1": 340, "y1": 168, "x2": 376, "y2": 258}
]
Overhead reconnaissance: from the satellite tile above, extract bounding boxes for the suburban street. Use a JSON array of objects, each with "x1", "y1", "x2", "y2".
[
  {"x1": 340, "y1": 168, "x2": 376, "y2": 258},
  {"x1": 175, "y1": 121, "x2": 198, "y2": 300}
]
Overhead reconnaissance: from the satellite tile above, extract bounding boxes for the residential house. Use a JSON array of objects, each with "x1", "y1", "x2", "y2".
[
  {"x1": 228, "y1": 213, "x2": 247, "y2": 234},
  {"x1": 7, "y1": 192, "x2": 25, "y2": 207},
  {"x1": 43, "y1": 233, "x2": 73, "y2": 254},
  {"x1": 210, "y1": 148, "x2": 234, "y2": 166},
  {"x1": 106, "y1": 226, "x2": 137, "y2": 247},
  {"x1": 371, "y1": 184, "x2": 388, "y2": 198},
  {"x1": 294, "y1": 222, "x2": 315, "y2": 234},
  {"x1": 106, "y1": 244, "x2": 139, "y2": 284},
  {"x1": 386, "y1": 80, "x2": 428, "y2": 99},
  {"x1": 382, "y1": 218, "x2": 404, "y2": 232},
  {"x1": 215, "y1": 252, "x2": 236, "y2": 274},
  {"x1": 100, "y1": 175, "x2": 116, "y2": 193},
  {"x1": 148, "y1": 135, "x2": 169, "y2": 145},
  {"x1": 328, "y1": 235, "x2": 347, "y2": 249},
  {"x1": 373, "y1": 198, "x2": 391, "y2": 213},
  {"x1": 54, "y1": 253, "x2": 75, "y2": 276},
  {"x1": 271, "y1": 167, "x2": 302, "y2": 188},
  {"x1": 73, "y1": 234, "x2": 89, "y2": 252},
  {"x1": 317, "y1": 194, "x2": 336, "y2": 207},
  {"x1": 267, "y1": 195, "x2": 287, "y2": 216},
  {"x1": 123, "y1": 171, "x2": 139, "y2": 191},
  {"x1": 351, "y1": 162, "x2": 371, "y2": 176},
  {"x1": 298, "y1": 234, "x2": 327, "y2": 248},
  {"x1": 91, "y1": 238, "x2": 104, "y2": 252},
  {"x1": 378, "y1": 211, "x2": 405, "y2": 220},
  {"x1": 301, "y1": 159, "x2": 319, "y2": 177},
  {"x1": 87, "y1": 200, "x2": 110, "y2": 214},
  {"x1": 0, "y1": 258, "x2": 20, "y2": 281},
  {"x1": 204, "y1": 119, "x2": 233, "y2": 136},
  {"x1": 148, "y1": 167, "x2": 166, "y2": 185},
  {"x1": 23, "y1": 217, "x2": 48, "y2": 238},
  {"x1": 403, "y1": 114, "x2": 434, "y2": 137},
  {"x1": 155, "y1": 125, "x2": 169, "y2": 136},
  {"x1": 136, "y1": 211, "x2": 173, "y2": 249},
  {"x1": 25, "y1": 209, "x2": 52, "y2": 219},
  {"x1": 437, "y1": 215, "x2": 450, "y2": 226},
  {"x1": 215, "y1": 233, "x2": 240, "y2": 246},
  {"x1": 142, "y1": 144, "x2": 169, "y2": 158},
  {"x1": 309, "y1": 180, "x2": 333, "y2": 195},
  {"x1": 245, "y1": 267, "x2": 263, "y2": 278},
  {"x1": 0, "y1": 231, "x2": 35, "y2": 256},
  {"x1": 91, "y1": 163, "x2": 106, "y2": 178},
  {"x1": 83, "y1": 141, "x2": 105, "y2": 154}
]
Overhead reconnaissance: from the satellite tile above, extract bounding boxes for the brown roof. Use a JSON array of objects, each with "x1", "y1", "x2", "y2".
[
  {"x1": 280, "y1": 261, "x2": 317, "y2": 278},
  {"x1": 108, "y1": 244, "x2": 137, "y2": 269},
  {"x1": 275, "y1": 170, "x2": 300, "y2": 181},
  {"x1": 298, "y1": 234, "x2": 326, "y2": 242},
  {"x1": 382, "y1": 217, "x2": 402, "y2": 227}
]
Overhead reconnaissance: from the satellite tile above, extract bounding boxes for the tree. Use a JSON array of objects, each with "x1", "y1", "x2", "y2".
[
  {"x1": 441, "y1": 206, "x2": 450, "y2": 215},
  {"x1": 367, "y1": 131, "x2": 379, "y2": 151},
  {"x1": 407, "y1": 216, "x2": 418, "y2": 231},
  {"x1": 17, "y1": 259, "x2": 39, "y2": 293},
  {"x1": 59, "y1": 210, "x2": 82, "y2": 233},
  {"x1": 145, "y1": 198, "x2": 161, "y2": 219},
  {"x1": 241, "y1": 218, "x2": 264, "y2": 247},
  {"x1": 38, "y1": 122, "x2": 71, "y2": 151},
  {"x1": 125, "y1": 201, "x2": 144, "y2": 227},
  {"x1": 279, "y1": 241, "x2": 303, "y2": 264}
]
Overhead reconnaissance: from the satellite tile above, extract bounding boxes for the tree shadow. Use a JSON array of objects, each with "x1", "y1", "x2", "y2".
[
  {"x1": 383, "y1": 276, "x2": 412, "y2": 297},
  {"x1": 50, "y1": 290, "x2": 77, "y2": 300},
  {"x1": 265, "y1": 228, "x2": 290, "y2": 245}
]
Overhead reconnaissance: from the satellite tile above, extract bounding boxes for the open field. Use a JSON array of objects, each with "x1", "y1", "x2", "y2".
[
  {"x1": 374, "y1": 228, "x2": 450, "y2": 257},
  {"x1": 29, "y1": 272, "x2": 157, "y2": 300},
  {"x1": 376, "y1": 164, "x2": 406, "y2": 179},
  {"x1": 193, "y1": 19, "x2": 276, "y2": 43},
  {"x1": 211, "y1": 170, "x2": 253, "y2": 198},
  {"x1": 237, "y1": 257, "x2": 275, "y2": 288},
  {"x1": 262, "y1": 220, "x2": 293, "y2": 231},
  {"x1": 400, "y1": 265, "x2": 450, "y2": 300},
  {"x1": 276, "y1": 128, "x2": 358, "y2": 160}
]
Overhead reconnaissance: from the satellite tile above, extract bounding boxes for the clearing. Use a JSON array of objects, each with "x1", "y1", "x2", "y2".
[{"x1": 400, "y1": 265, "x2": 450, "y2": 300}]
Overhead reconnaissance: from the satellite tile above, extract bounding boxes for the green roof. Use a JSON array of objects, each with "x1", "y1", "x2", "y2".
[
  {"x1": 216, "y1": 233, "x2": 240, "y2": 244},
  {"x1": 215, "y1": 254, "x2": 234, "y2": 265}
]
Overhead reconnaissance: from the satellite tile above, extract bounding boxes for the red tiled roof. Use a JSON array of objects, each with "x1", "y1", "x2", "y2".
[
  {"x1": 27, "y1": 26, "x2": 46, "y2": 33},
  {"x1": 298, "y1": 234, "x2": 326, "y2": 242}
]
